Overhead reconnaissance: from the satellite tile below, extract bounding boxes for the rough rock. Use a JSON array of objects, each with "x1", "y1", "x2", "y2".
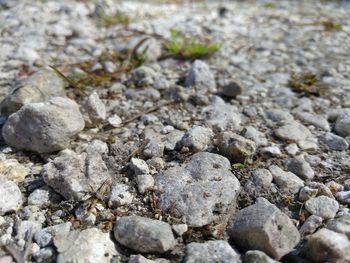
[
  {"x1": 42, "y1": 150, "x2": 110, "y2": 201},
  {"x1": 0, "y1": 180, "x2": 22, "y2": 215},
  {"x1": 326, "y1": 215, "x2": 350, "y2": 238},
  {"x1": 2, "y1": 97, "x2": 84, "y2": 153},
  {"x1": 35, "y1": 222, "x2": 71, "y2": 248},
  {"x1": 243, "y1": 126, "x2": 268, "y2": 147},
  {"x1": 185, "y1": 60, "x2": 216, "y2": 93},
  {"x1": 0, "y1": 69, "x2": 65, "y2": 115},
  {"x1": 80, "y1": 91, "x2": 106, "y2": 127},
  {"x1": 202, "y1": 96, "x2": 241, "y2": 131},
  {"x1": 304, "y1": 228, "x2": 350, "y2": 263},
  {"x1": 286, "y1": 155, "x2": 315, "y2": 180},
  {"x1": 136, "y1": 174, "x2": 154, "y2": 194},
  {"x1": 184, "y1": 240, "x2": 241, "y2": 263},
  {"x1": 108, "y1": 184, "x2": 134, "y2": 208},
  {"x1": 215, "y1": 132, "x2": 256, "y2": 164},
  {"x1": 296, "y1": 112, "x2": 330, "y2": 131},
  {"x1": 335, "y1": 191, "x2": 350, "y2": 205},
  {"x1": 299, "y1": 215, "x2": 323, "y2": 236},
  {"x1": 155, "y1": 152, "x2": 240, "y2": 227},
  {"x1": 335, "y1": 112, "x2": 350, "y2": 137},
  {"x1": 114, "y1": 216, "x2": 175, "y2": 253},
  {"x1": 0, "y1": 159, "x2": 28, "y2": 183},
  {"x1": 244, "y1": 250, "x2": 277, "y2": 263},
  {"x1": 305, "y1": 196, "x2": 339, "y2": 219},
  {"x1": 269, "y1": 165, "x2": 304, "y2": 194},
  {"x1": 319, "y1": 132, "x2": 349, "y2": 151},
  {"x1": 130, "y1": 158, "x2": 150, "y2": 175},
  {"x1": 55, "y1": 228, "x2": 118, "y2": 263},
  {"x1": 180, "y1": 125, "x2": 213, "y2": 152},
  {"x1": 251, "y1": 169, "x2": 273, "y2": 188},
  {"x1": 228, "y1": 198, "x2": 300, "y2": 260},
  {"x1": 275, "y1": 121, "x2": 312, "y2": 143}
]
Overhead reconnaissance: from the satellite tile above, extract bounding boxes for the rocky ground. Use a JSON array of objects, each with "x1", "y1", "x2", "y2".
[{"x1": 0, "y1": 0, "x2": 350, "y2": 262}]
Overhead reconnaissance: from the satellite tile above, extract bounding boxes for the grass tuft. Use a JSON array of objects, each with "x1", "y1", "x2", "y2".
[
  {"x1": 99, "y1": 11, "x2": 130, "y2": 27},
  {"x1": 322, "y1": 20, "x2": 342, "y2": 32}
]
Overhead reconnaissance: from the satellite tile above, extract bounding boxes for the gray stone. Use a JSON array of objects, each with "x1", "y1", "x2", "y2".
[
  {"x1": 114, "y1": 216, "x2": 175, "y2": 253},
  {"x1": 319, "y1": 132, "x2": 349, "y2": 151},
  {"x1": 304, "y1": 228, "x2": 350, "y2": 263},
  {"x1": 2, "y1": 97, "x2": 84, "y2": 153},
  {"x1": 80, "y1": 91, "x2": 106, "y2": 127},
  {"x1": 305, "y1": 196, "x2": 339, "y2": 219},
  {"x1": 135, "y1": 37, "x2": 162, "y2": 62},
  {"x1": 220, "y1": 80, "x2": 244, "y2": 98},
  {"x1": 0, "y1": 180, "x2": 22, "y2": 215},
  {"x1": 266, "y1": 109, "x2": 294, "y2": 124},
  {"x1": 285, "y1": 143, "x2": 299, "y2": 156},
  {"x1": 85, "y1": 139, "x2": 108, "y2": 155},
  {"x1": 15, "y1": 220, "x2": 42, "y2": 240},
  {"x1": 136, "y1": 174, "x2": 154, "y2": 194},
  {"x1": 0, "y1": 69, "x2": 65, "y2": 116},
  {"x1": 128, "y1": 255, "x2": 169, "y2": 263},
  {"x1": 335, "y1": 112, "x2": 350, "y2": 137},
  {"x1": 215, "y1": 132, "x2": 256, "y2": 164},
  {"x1": 326, "y1": 215, "x2": 350, "y2": 238},
  {"x1": 202, "y1": 96, "x2": 241, "y2": 131},
  {"x1": 108, "y1": 184, "x2": 133, "y2": 208},
  {"x1": 164, "y1": 130, "x2": 184, "y2": 151},
  {"x1": 42, "y1": 150, "x2": 110, "y2": 201},
  {"x1": 286, "y1": 155, "x2": 315, "y2": 180},
  {"x1": 130, "y1": 158, "x2": 150, "y2": 175},
  {"x1": 184, "y1": 240, "x2": 241, "y2": 263},
  {"x1": 228, "y1": 198, "x2": 300, "y2": 260},
  {"x1": 172, "y1": 224, "x2": 188, "y2": 237},
  {"x1": 129, "y1": 66, "x2": 157, "y2": 87},
  {"x1": 269, "y1": 165, "x2": 304, "y2": 194},
  {"x1": 335, "y1": 191, "x2": 350, "y2": 205},
  {"x1": 260, "y1": 146, "x2": 282, "y2": 157},
  {"x1": 180, "y1": 125, "x2": 213, "y2": 152},
  {"x1": 299, "y1": 215, "x2": 323, "y2": 236},
  {"x1": 34, "y1": 222, "x2": 71, "y2": 248},
  {"x1": 55, "y1": 228, "x2": 118, "y2": 263},
  {"x1": 298, "y1": 186, "x2": 318, "y2": 202},
  {"x1": 155, "y1": 152, "x2": 240, "y2": 227},
  {"x1": 296, "y1": 112, "x2": 330, "y2": 131},
  {"x1": 143, "y1": 138, "x2": 164, "y2": 158},
  {"x1": 244, "y1": 250, "x2": 277, "y2": 263},
  {"x1": 275, "y1": 121, "x2": 312, "y2": 143},
  {"x1": 185, "y1": 60, "x2": 216, "y2": 93},
  {"x1": 251, "y1": 169, "x2": 273, "y2": 188},
  {"x1": 243, "y1": 126, "x2": 268, "y2": 147}
]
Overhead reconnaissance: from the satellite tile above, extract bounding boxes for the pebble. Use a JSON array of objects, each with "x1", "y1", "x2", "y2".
[
  {"x1": 107, "y1": 114, "x2": 122, "y2": 127},
  {"x1": 184, "y1": 240, "x2": 241, "y2": 263},
  {"x1": 286, "y1": 155, "x2": 315, "y2": 180},
  {"x1": 80, "y1": 91, "x2": 106, "y2": 127},
  {"x1": 275, "y1": 121, "x2": 312, "y2": 143},
  {"x1": 215, "y1": 131, "x2": 256, "y2": 164},
  {"x1": 244, "y1": 250, "x2": 278, "y2": 263},
  {"x1": 180, "y1": 125, "x2": 213, "y2": 152},
  {"x1": 335, "y1": 191, "x2": 350, "y2": 205},
  {"x1": 220, "y1": 79, "x2": 244, "y2": 98},
  {"x1": 185, "y1": 60, "x2": 216, "y2": 93},
  {"x1": 136, "y1": 174, "x2": 154, "y2": 194},
  {"x1": 305, "y1": 196, "x2": 339, "y2": 219},
  {"x1": 319, "y1": 132, "x2": 349, "y2": 151},
  {"x1": 155, "y1": 152, "x2": 240, "y2": 227},
  {"x1": 172, "y1": 224, "x2": 188, "y2": 237},
  {"x1": 34, "y1": 222, "x2": 71, "y2": 247},
  {"x1": 108, "y1": 184, "x2": 134, "y2": 208},
  {"x1": 130, "y1": 158, "x2": 150, "y2": 175},
  {"x1": 296, "y1": 112, "x2": 330, "y2": 131},
  {"x1": 42, "y1": 150, "x2": 110, "y2": 201},
  {"x1": 55, "y1": 228, "x2": 118, "y2": 263},
  {"x1": 228, "y1": 198, "x2": 300, "y2": 260},
  {"x1": 285, "y1": 143, "x2": 299, "y2": 155},
  {"x1": 266, "y1": 109, "x2": 294, "y2": 124},
  {"x1": 326, "y1": 215, "x2": 350, "y2": 238},
  {"x1": 299, "y1": 215, "x2": 323, "y2": 236},
  {"x1": 269, "y1": 165, "x2": 304, "y2": 194},
  {"x1": 0, "y1": 180, "x2": 22, "y2": 215},
  {"x1": 2, "y1": 97, "x2": 84, "y2": 153},
  {"x1": 304, "y1": 228, "x2": 350, "y2": 263},
  {"x1": 114, "y1": 216, "x2": 176, "y2": 253},
  {"x1": 251, "y1": 168, "x2": 273, "y2": 188},
  {"x1": 298, "y1": 186, "x2": 318, "y2": 202},
  {"x1": 0, "y1": 159, "x2": 28, "y2": 183},
  {"x1": 335, "y1": 112, "x2": 350, "y2": 137},
  {"x1": 243, "y1": 126, "x2": 268, "y2": 147}
]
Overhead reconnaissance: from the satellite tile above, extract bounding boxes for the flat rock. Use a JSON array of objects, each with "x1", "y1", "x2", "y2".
[
  {"x1": 304, "y1": 228, "x2": 350, "y2": 263},
  {"x1": 275, "y1": 121, "x2": 312, "y2": 143},
  {"x1": 202, "y1": 96, "x2": 241, "y2": 131},
  {"x1": 215, "y1": 132, "x2": 256, "y2": 164},
  {"x1": 2, "y1": 97, "x2": 84, "y2": 153},
  {"x1": 42, "y1": 149, "x2": 110, "y2": 201},
  {"x1": 114, "y1": 216, "x2": 175, "y2": 253},
  {"x1": 184, "y1": 240, "x2": 241, "y2": 263},
  {"x1": 155, "y1": 152, "x2": 240, "y2": 227},
  {"x1": 0, "y1": 180, "x2": 22, "y2": 215},
  {"x1": 305, "y1": 196, "x2": 339, "y2": 219},
  {"x1": 185, "y1": 60, "x2": 216, "y2": 93},
  {"x1": 228, "y1": 198, "x2": 300, "y2": 260},
  {"x1": 269, "y1": 165, "x2": 304, "y2": 194},
  {"x1": 55, "y1": 228, "x2": 118, "y2": 263},
  {"x1": 0, "y1": 69, "x2": 65, "y2": 115}
]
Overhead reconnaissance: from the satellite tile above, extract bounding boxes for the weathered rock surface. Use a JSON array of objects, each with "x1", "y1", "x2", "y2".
[
  {"x1": 185, "y1": 60, "x2": 216, "y2": 93},
  {"x1": 228, "y1": 198, "x2": 300, "y2": 260},
  {"x1": 80, "y1": 91, "x2": 106, "y2": 127},
  {"x1": 184, "y1": 240, "x2": 241, "y2": 263},
  {"x1": 269, "y1": 165, "x2": 304, "y2": 194},
  {"x1": 286, "y1": 155, "x2": 315, "y2": 180},
  {"x1": 180, "y1": 125, "x2": 213, "y2": 152},
  {"x1": 0, "y1": 69, "x2": 65, "y2": 115},
  {"x1": 305, "y1": 196, "x2": 339, "y2": 219},
  {"x1": 2, "y1": 97, "x2": 84, "y2": 153},
  {"x1": 42, "y1": 150, "x2": 110, "y2": 201},
  {"x1": 114, "y1": 216, "x2": 175, "y2": 253},
  {"x1": 0, "y1": 180, "x2": 22, "y2": 215},
  {"x1": 155, "y1": 152, "x2": 240, "y2": 227},
  {"x1": 244, "y1": 250, "x2": 277, "y2": 263},
  {"x1": 275, "y1": 121, "x2": 312, "y2": 143}
]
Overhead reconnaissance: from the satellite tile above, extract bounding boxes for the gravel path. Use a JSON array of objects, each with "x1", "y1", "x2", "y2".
[{"x1": 1, "y1": 0, "x2": 350, "y2": 262}]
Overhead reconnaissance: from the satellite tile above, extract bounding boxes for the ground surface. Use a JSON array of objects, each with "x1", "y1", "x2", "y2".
[{"x1": 0, "y1": 0, "x2": 350, "y2": 262}]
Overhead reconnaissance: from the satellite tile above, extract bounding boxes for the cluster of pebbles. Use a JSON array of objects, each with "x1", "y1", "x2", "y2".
[{"x1": 1, "y1": 0, "x2": 350, "y2": 262}]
